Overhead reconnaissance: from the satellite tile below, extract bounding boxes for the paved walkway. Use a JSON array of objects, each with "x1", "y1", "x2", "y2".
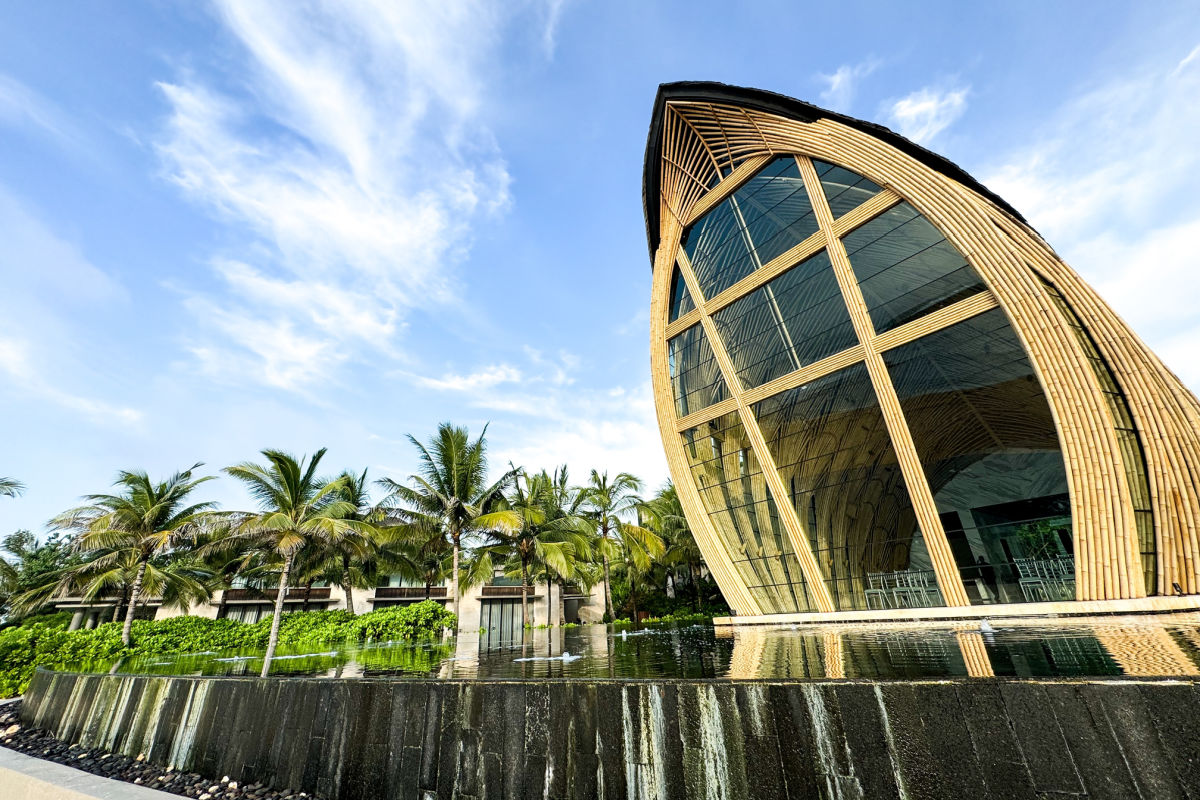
[{"x1": 0, "y1": 744, "x2": 178, "y2": 800}]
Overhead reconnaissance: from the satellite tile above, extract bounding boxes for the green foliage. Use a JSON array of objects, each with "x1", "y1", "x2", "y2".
[
  {"x1": 348, "y1": 601, "x2": 457, "y2": 642},
  {"x1": 0, "y1": 601, "x2": 456, "y2": 698}
]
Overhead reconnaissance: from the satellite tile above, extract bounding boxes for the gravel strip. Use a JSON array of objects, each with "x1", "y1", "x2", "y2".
[{"x1": 0, "y1": 702, "x2": 325, "y2": 800}]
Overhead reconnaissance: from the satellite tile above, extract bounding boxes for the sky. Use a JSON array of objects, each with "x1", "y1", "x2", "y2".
[{"x1": 1, "y1": 1, "x2": 1199, "y2": 536}]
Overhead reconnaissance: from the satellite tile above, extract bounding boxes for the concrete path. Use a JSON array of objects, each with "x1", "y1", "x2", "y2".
[{"x1": 0, "y1": 745, "x2": 178, "y2": 800}]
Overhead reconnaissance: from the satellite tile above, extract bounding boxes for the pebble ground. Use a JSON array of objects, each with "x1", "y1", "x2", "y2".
[{"x1": 0, "y1": 701, "x2": 326, "y2": 800}]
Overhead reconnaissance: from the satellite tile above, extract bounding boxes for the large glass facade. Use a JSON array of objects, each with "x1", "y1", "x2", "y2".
[
  {"x1": 884, "y1": 309, "x2": 1073, "y2": 605},
  {"x1": 841, "y1": 201, "x2": 987, "y2": 333},
  {"x1": 682, "y1": 155, "x2": 820, "y2": 298},
  {"x1": 754, "y1": 363, "x2": 940, "y2": 611},
  {"x1": 711, "y1": 249, "x2": 857, "y2": 389},
  {"x1": 680, "y1": 411, "x2": 820, "y2": 612}
]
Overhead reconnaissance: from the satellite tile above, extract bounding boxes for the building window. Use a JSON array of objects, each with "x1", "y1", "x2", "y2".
[
  {"x1": 682, "y1": 155, "x2": 819, "y2": 298},
  {"x1": 884, "y1": 308, "x2": 1074, "y2": 605},
  {"x1": 712, "y1": 249, "x2": 857, "y2": 389},
  {"x1": 681, "y1": 411, "x2": 820, "y2": 613},
  {"x1": 668, "y1": 323, "x2": 728, "y2": 416},
  {"x1": 754, "y1": 362, "x2": 940, "y2": 611},
  {"x1": 841, "y1": 201, "x2": 987, "y2": 333}
]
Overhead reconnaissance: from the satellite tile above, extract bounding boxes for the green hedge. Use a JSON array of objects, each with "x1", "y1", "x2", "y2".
[{"x1": 0, "y1": 600, "x2": 456, "y2": 698}]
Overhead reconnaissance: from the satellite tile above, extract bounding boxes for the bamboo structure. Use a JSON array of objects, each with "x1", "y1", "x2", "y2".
[{"x1": 645, "y1": 82, "x2": 1200, "y2": 619}]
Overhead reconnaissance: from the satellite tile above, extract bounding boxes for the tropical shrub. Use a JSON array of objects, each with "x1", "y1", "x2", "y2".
[{"x1": 0, "y1": 601, "x2": 457, "y2": 697}]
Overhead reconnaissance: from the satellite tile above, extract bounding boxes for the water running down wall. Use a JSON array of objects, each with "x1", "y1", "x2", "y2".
[{"x1": 21, "y1": 669, "x2": 1200, "y2": 799}]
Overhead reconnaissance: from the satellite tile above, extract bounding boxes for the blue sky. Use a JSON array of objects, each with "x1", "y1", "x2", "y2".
[{"x1": 2, "y1": 1, "x2": 1199, "y2": 535}]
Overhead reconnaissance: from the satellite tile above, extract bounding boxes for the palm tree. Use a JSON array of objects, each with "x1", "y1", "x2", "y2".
[
  {"x1": 322, "y1": 469, "x2": 386, "y2": 615},
  {"x1": 221, "y1": 449, "x2": 370, "y2": 677},
  {"x1": 377, "y1": 423, "x2": 517, "y2": 620},
  {"x1": 582, "y1": 471, "x2": 664, "y2": 621},
  {"x1": 48, "y1": 465, "x2": 215, "y2": 646},
  {"x1": 481, "y1": 467, "x2": 591, "y2": 628},
  {"x1": 644, "y1": 483, "x2": 706, "y2": 610},
  {"x1": 1, "y1": 477, "x2": 25, "y2": 499}
]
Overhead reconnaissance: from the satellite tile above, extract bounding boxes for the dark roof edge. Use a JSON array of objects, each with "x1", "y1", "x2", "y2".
[{"x1": 642, "y1": 81, "x2": 1027, "y2": 267}]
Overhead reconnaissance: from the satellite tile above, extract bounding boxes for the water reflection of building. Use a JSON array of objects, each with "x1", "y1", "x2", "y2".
[
  {"x1": 726, "y1": 619, "x2": 1200, "y2": 679},
  {"x1": 645, "y1": 83, "x2": 1200, "y2": 622}
]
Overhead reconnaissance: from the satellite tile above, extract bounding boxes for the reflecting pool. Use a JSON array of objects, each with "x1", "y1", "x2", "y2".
[{"x1": 80, "y1": 614, "x2": 1200, "y2": 681}]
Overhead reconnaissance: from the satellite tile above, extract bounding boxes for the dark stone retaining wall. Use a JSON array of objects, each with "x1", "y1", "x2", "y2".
[{"x1": 21, "y1": 669, "x2": 1200, "y2": 800}]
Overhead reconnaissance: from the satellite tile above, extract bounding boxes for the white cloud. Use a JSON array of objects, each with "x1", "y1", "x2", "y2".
[
  {"x1": 490, "y1": 381, "x2": 669, "y2": 490},
  {"x1": 886, "y1": 86, "x2": 969, "y2": 144},
  {"x1": 983, "y1": 43, "x2": 1200, "y2": 392},
  {"x1": 156, "y1": 0, "x2": 537, "y2": 391},
  {"x1": 414, "y1": 364, "x2": 523, "y2": 392},
  {"x1": 818, "y1": 59, "x2": 879, "y2": 112}
]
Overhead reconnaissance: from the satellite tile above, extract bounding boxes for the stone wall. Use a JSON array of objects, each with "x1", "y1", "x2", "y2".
[{"x1": 21, "y1": 670, "x2": 1200, "y2": 799}]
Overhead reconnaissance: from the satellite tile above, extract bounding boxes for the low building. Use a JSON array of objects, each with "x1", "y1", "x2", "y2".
[{"x1": 110, "y1": 574, "x2": 607, "y2": 632}]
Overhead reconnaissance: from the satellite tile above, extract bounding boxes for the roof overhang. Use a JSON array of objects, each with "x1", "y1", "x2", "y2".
[{"x1": 641, "y1": 81, "x2": 1025, "y2": 267}]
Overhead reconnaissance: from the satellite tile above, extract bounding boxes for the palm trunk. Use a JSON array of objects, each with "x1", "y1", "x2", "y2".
[
  {"x1": 302, "y1": 579, "x2": 314, "y2": 612},
  {"x1": 261, "y1": 552, "x2": 294, "y2": 678},
  {"x1": 521, "y1": 560, "x2": 529, "y2": 630},
  {"x1": 342, "y1": 554, "x2": 356, "y2": 615},
  {"x1": 689, "y1": 562, "x2": 701, "y2": 611},
  {"x1": 121, "y1": 561, "x2": 148, "y2": 647},
  {"x1": 425, "y1": 581, "x2": 432, "y2": 600},
  {"x1": 602, "y1": 555, "x2": 614, "y2": 621},
  {"x1": 450, "y1": 530, "x2": 461, "y2": 624},
  {"x1": 556, "y1": 580, "x2": 566, "y2": 626}
]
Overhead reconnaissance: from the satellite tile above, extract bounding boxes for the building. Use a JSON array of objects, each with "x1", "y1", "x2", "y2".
[
  {"x1": 60, "y1": 576, "x2": 604, "y2": 633},
  {"x1": 644, "y1": 82, "x2": 1200, "y2": 621}
]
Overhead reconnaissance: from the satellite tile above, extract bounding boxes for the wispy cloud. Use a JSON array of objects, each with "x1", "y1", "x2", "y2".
[
  {"x1": 984, "y1": 43, "x2": 1200, "y2": 388},
  {"x1": 0, "y1": 73, "x2": 78, "y2": 147},
  {"x1": 156, "y1": 0, "x2": 551, "y2": 392},
  {"x1": 0, "y1": 337, "x2": 141, "y2": 426},
  {"x1": 817, "y1": 59, "x2": 879, "y2": 112},
  {"x1": 886, "y1": 86, "x2": 969, "y2": 144}
]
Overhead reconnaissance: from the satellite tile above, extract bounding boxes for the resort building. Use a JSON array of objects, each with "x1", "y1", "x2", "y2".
[
  {"x1": 59, "y1": 577, "x2": 604, "y2": 633},
  {"x1": 645, "y1": 82, "x2": 1200, "y2": 621}
]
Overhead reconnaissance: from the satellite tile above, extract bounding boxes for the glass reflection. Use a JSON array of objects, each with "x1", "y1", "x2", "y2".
[
  {"x1": 683, "y1": 156, "x2": 820, "y2": 299},
  {"x1": 668, "y1": 266, "x2": 694, "y2": 322},
  {"x1": 753, "y1": 362, "x2": 942, "y2": 611},
  {"x1": 841, "y1": 201, "x2": 986, "y2": 333},
  {"x1": 814, "y1": 159, "x2": 883, "y2": 219},
  {"x1": 712, "y1": 249, "x2": 857, "y2": 389},
  {"x1": 667, "y1": 323, "x2": 727, "y2": 417},
  {"x1": 680, "y1": 411, "x2": 819, "y2": 613},
  {"x1": 884, "y1": 309, "x2": 1074, "y2": 605}
]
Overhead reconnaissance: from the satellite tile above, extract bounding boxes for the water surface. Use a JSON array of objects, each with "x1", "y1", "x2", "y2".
[{"x1": 88, "y1": 613, "x2": 1200, "y2": 681}]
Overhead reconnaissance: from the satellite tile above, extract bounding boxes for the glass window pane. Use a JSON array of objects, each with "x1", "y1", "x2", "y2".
[
  {"x1": 668, "y1": 323, "x2": 727, "y2": 417},
  {"x1": 681, "y1": 411, "x2": 821, "y2": 613},
  {"x1": 884, "y1": 309, "x2": 1074, "y2": 605},
  {"x1": 683, "y1": 156, "x2": 820, "y2": 299},
  {"x1": 814, "y1": 159, "x2": 882, "y2": 219},
  {"x1": 841, "y1": 202, "x2": 987, "y2": 333},
  {"x1": 753, "y1": 363, "x2": 942, "y2": 611},
  {"x1": 668, "y1": 266, "x2": 695, "y2": 322},
  {"x1": 712, "y1": 249, "x2": 858, "y2": 389}
]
